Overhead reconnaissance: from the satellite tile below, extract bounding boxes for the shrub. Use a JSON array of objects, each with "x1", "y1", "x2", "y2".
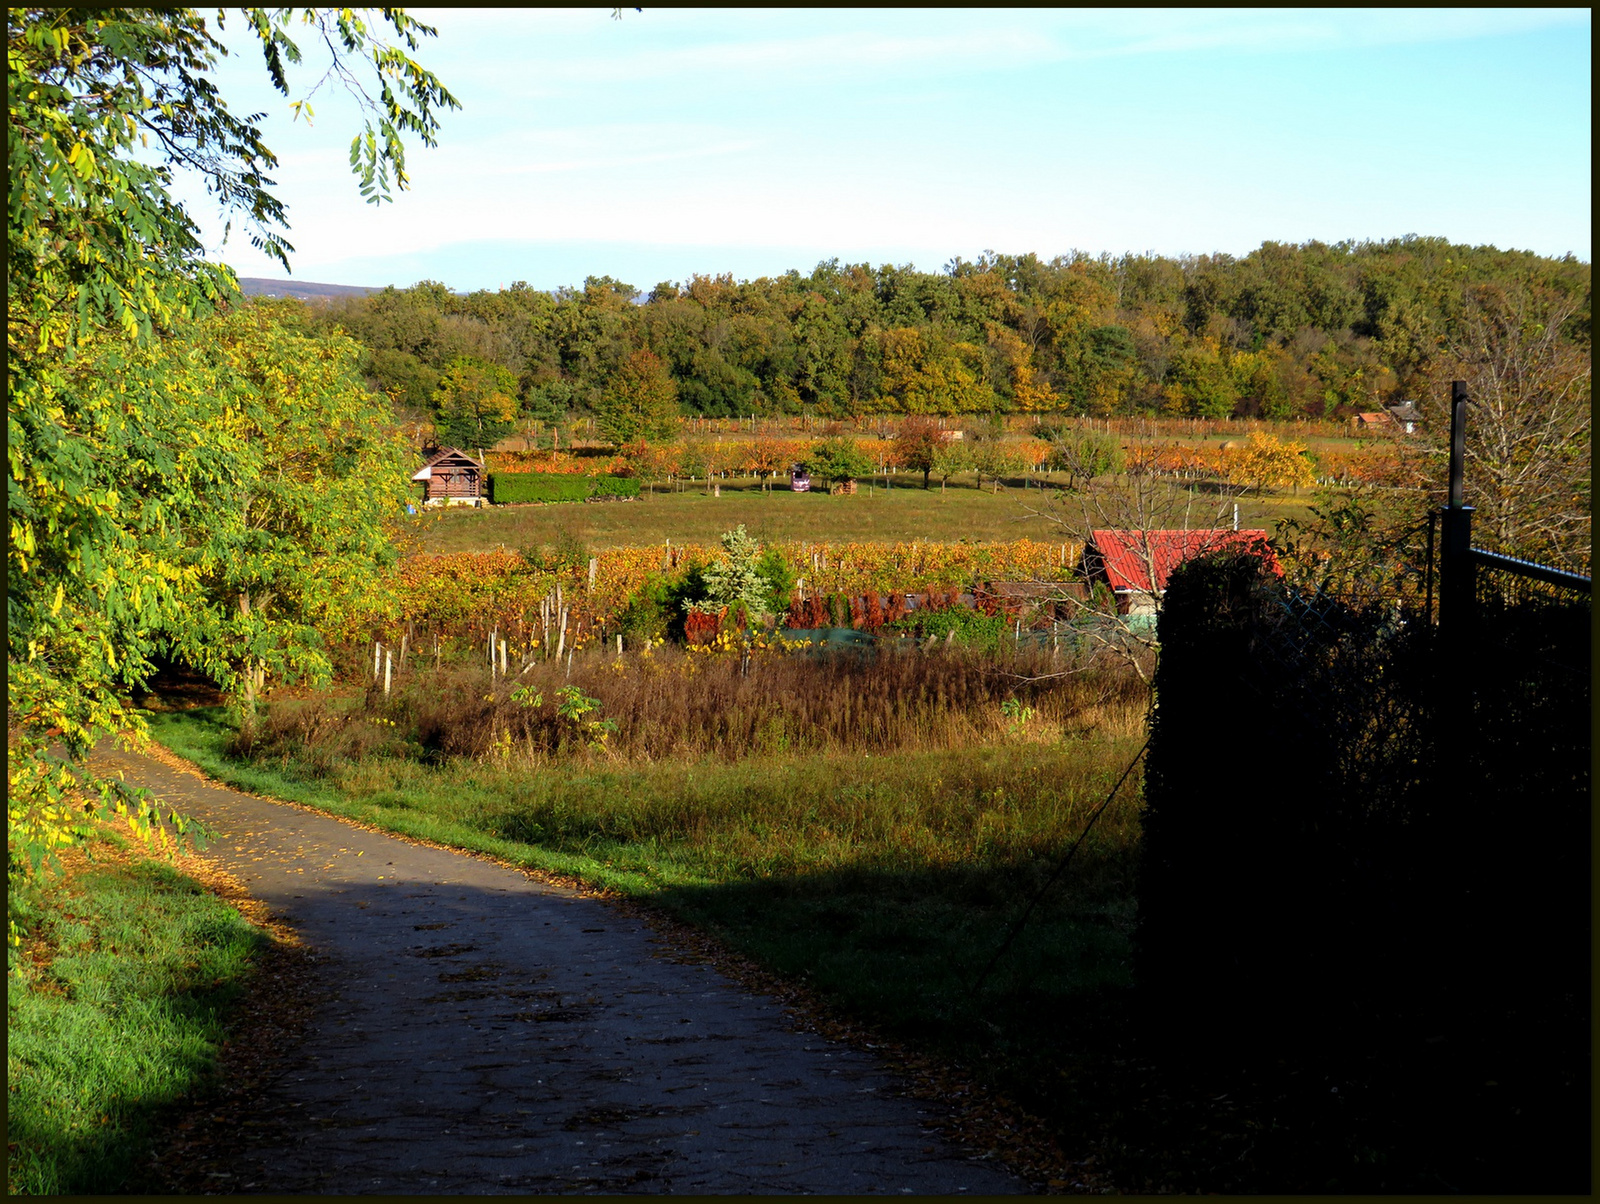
[
  {"x1": 754, "y1": 547, "x2": 797, "y2": 617},
  {"x1": 227, "y1": 695, "x2": 401, "y2": 776},
  {"x1": 589, "y1": 476, "x2": 641, "y2": 500},
  {"x1": 489, "y1": 473, "x2": 639, "y2": 504},
  {"x1": 784, "y1": 592, "x2": 829, "y2": 629},
  {"x1": 614, "y1": 574, "x2": 674, "y2": 644},
  {"x1": 913, "y1": 606, "x2": 1007, "y2": 650},
  {"x1": 683, "y1": 608, "x2": 723, "y2": 645}
]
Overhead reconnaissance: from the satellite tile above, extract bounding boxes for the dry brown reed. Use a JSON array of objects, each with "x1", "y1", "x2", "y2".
[
  {"x1": 389, "y1": 642, "x2": 1144, "y2": 765},
  {"x1": 244, "y1": 643, "x2": 1145, "y2": 773}
]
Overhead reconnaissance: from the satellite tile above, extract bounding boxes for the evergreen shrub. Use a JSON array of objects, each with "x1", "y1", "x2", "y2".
[{"x1": 490, "y1": 473, "x2": 639, "y2": 504}]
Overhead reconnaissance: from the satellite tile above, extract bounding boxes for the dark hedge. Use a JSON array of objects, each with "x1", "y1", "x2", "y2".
[{"x1": 489, "y1": 473, "x2": 639, "y2": 504}]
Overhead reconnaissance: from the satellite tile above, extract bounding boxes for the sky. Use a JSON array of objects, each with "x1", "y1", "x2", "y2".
[{"x1": 179, "y1": 7, "x2": 1592, "y2": 293}]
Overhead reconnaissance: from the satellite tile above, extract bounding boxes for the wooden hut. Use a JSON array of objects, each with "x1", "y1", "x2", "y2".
[{"x1": 413, "y1": 447, "x2": 486, "y2": 506}]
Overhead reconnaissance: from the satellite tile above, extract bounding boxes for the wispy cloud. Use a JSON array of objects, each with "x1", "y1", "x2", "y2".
[{"x1": 434, "y1": 8, "x2": 1590, "y2": 98}]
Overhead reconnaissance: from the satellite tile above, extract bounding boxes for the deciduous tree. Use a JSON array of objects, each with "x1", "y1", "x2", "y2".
[
  {"x1": 8, "y1": 6, "x2": 454, "y2": 904},
  {"x1": 596, "y1": 348, "x2": 681, "y2": 445},
  {"x1": 1445, "y1": 284, "x2": 1591, "y2": 570},
  {"x1": 1223, "y1": 431, "x2": 1316, "y2": 495},
  {"x1": 894, "y1": 416, "x2": 946, "y2": 488},
  {"x1": 802, "y1": 437, "x2": 872, "y2": 489},
  {"x1": 432, "y1": 357, "x2": 520, "y2": 450}
]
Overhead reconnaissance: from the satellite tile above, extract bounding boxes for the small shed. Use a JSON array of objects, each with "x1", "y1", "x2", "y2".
[
  {"x1": 1353, "y1": 411, "x2": 1395, "y2": 432},
  {"x1": 1083, "y1": 529, "x2": 1276, "y2": 618},
  {"x1": 413, "y1": 447, "x2": 486, "y2": 506},
  {"x1": 1384, "y1": 400, "x2": 1423, "y2": 434},
  {"x1": 790, "y1": 464, "x2": 812, "y2": 492}
]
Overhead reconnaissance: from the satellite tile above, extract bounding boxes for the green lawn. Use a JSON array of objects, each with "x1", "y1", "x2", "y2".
[
  {"x1": 410, "y1": 473, "x2": 1318, "y2": 554},
  {"x1": 7, "y1": 841, "x2": 266, "y2": 1195}
]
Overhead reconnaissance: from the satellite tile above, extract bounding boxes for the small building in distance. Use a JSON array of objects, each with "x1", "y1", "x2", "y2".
[
  {"x1": 1352, "y1": 411, "x2": 1395, "y2": 432},
  {"x1": 1384, "y1": 400, "x2": 1423, "y2": 434},
  {"x1": 413, "y1": 447, "x2": 487, "y2": 506},
  {"x1": 1083, "y1": 528, "x2": 1276, "y2": 618}
]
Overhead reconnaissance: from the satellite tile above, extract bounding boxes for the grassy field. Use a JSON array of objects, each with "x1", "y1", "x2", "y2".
[
  {"x1": 410, "y1": 474, "x2": 1318, "y2": 554},
  {"x1": 7, "y1": 837, "x2": 266, "y2": 1194}
]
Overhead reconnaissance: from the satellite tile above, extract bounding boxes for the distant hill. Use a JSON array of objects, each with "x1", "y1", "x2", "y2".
[{"x1": 238, "y1": 277, "x2": 384, "y2": 301}]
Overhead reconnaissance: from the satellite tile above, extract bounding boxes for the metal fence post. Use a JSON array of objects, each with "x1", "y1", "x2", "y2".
[{"x1": 1437, "y1": 380, "x2": 1476, "y2": 643}]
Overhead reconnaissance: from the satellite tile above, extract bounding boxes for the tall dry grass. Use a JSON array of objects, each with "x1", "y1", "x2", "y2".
[{"x1": 248, "y1": 642, "x2": 1145, "y2": 769}]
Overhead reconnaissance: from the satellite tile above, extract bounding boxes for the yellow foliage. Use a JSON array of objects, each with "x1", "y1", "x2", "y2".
[{"x1": 1224, "y1": 431, "x2": 1316, "y2": 493}]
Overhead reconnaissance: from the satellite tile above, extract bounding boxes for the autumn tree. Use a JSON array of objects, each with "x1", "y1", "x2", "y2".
[
  {"x1": 432, "y1": 356, "x2": 519, "y2": 449},
  {"x1": 1223, "y1": 431, "x2": 1316, "y2": 495},
  {"x1": 929, "y1": 438, "x2": 974, "y2": 492},
  {"x1": 877, "y1": 327, "x2": 996, "y2": 414},
  {"x1": 894, "y1": 416, "x2": 947, "y2": 488},
  {"x1": 8, "y1": 8, "x2": 454, "y2": 894},
  {"x1": 745, "y1": 432, "x2": 790, "y2": 491},
  {"x1": 597, "y1": 348, "x2": 680, "y2": 445},
  {"x1": 1047, "y1": 426, "x2": 1126, "y2": 491},
  {"x1": 620, "y1": 439, "x2": 679, "y2": 495},
  {"x1": 970, "y1": 438, "x2": 1026, "y2": 493}
]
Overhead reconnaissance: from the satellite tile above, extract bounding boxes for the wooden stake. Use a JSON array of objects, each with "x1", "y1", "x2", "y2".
[{"x1": 384, "y1": 649, "x2": 393, "y2": 695}]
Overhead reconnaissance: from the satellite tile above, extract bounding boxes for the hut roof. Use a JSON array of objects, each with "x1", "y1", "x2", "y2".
[
  {"x1": 1088, "y1": 529, "x2": 1275, "y2": 595},
  {"x1": 412, "y1": 447, "x2": 485, "y2": 481}
]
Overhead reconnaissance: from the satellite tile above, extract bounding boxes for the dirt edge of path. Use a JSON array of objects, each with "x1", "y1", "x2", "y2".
[
  {"x1": 131, "y1": 736, "x2": 1114, "y2": 1194},
  {"x1": 106, "y1": 836, "x2": 331, "y2": 1194}
]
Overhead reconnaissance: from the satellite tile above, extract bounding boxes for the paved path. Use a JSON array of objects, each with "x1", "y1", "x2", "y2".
[{"x1": 94, "y1": 744, "x2": 1028, "y2": 1195}]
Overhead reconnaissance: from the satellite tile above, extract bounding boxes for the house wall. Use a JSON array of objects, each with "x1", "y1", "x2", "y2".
[
  {"x1": 425, "y1": 468, "x2": 481, "y2": 498},
  {"x1": 1120, "y1": 589, "x2": 1159, "y2": 618}
]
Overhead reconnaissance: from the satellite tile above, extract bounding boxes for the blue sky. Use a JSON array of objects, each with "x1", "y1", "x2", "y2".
[{"x1": 183, "y1": 7, "x2": 1592, "y2": 292}]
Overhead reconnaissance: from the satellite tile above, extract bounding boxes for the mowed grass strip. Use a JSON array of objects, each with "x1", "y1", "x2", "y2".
[
  {"x1": 410, "y1": 474, "x2": 1316, "y2": 554},
  {"x1": 146, "y1": 701, "x2": 1147, "y2": 1066},
  {"x1": 7, "y1": 838, "x2": 266, "y2": 1195}
]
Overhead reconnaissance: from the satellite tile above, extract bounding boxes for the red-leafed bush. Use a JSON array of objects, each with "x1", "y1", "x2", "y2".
[
  {"x1": 850, "y1": 592, "x2": 887, "y2": 631},
  {"x1": 785, "y1": 593, "x2": 829, "y2": 628},
  {"x1": 684, "y1": 608, "x2": 723, "y2": 645}
]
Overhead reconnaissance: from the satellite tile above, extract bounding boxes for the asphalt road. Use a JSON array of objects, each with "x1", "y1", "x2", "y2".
[{"x1": 91, "y1": 743, "x2": 1029, "y2": 1195}]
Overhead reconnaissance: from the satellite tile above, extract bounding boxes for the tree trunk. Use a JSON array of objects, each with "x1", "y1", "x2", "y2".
[{"x1": 236, "y1": 591, "x2": 260, "y2": 737}]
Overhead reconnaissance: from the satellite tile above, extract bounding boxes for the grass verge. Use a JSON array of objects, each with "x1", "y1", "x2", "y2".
[{"x1": 6, "y1": 836, "x2": 267, "y2": 1195}]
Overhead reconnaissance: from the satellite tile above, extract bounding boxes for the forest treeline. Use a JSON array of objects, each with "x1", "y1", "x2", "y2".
[{"x1": 306, "y1": 237, "x2": 1591, "y2": 442}]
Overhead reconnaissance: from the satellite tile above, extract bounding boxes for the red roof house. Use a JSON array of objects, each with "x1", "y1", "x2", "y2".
[{"x1": 1085, "y1": 529, "x2": 1278, "y2": 616}]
